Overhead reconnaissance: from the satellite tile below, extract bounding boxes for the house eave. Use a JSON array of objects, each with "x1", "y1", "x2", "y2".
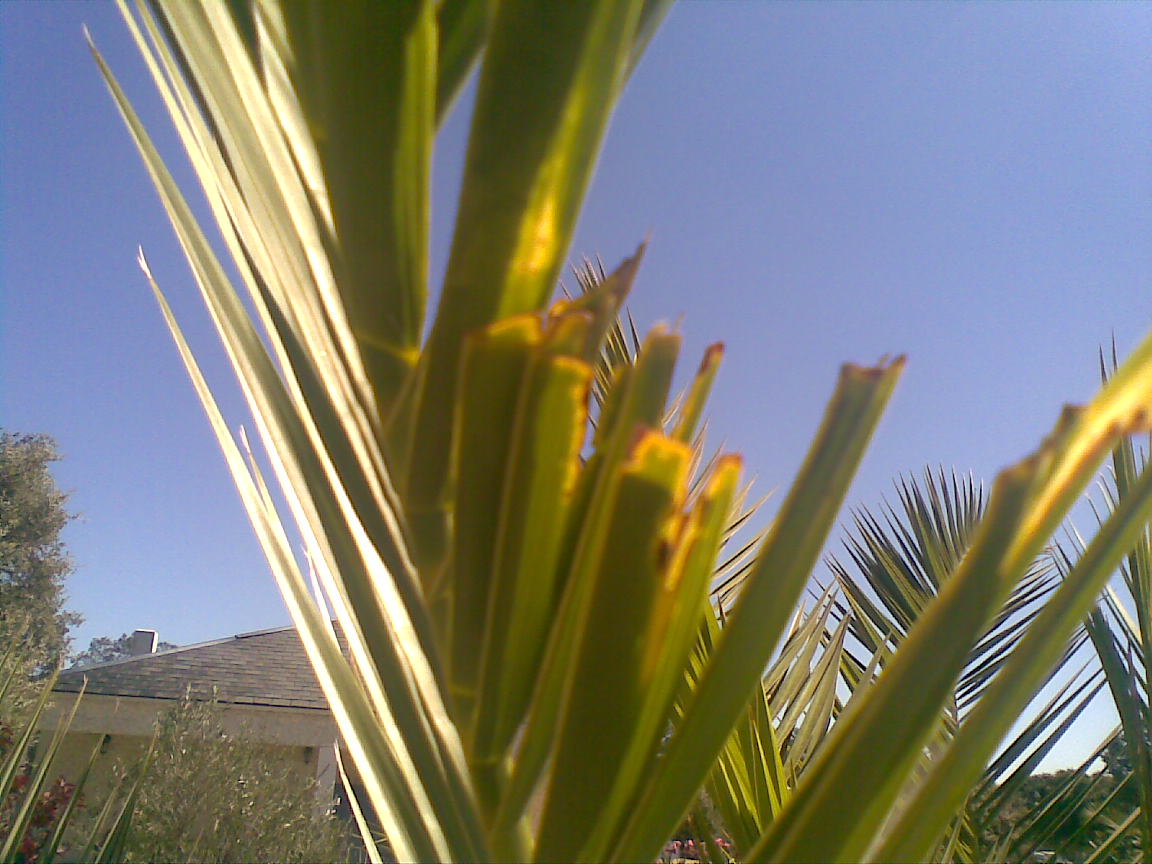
[{"x1": 42, "y1": 691, "x2": 338, "y2": 748}]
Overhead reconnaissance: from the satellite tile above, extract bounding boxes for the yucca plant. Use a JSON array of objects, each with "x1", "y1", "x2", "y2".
[{"x1": 94, "y1": 2, "x2": 1152, "y2": 861}]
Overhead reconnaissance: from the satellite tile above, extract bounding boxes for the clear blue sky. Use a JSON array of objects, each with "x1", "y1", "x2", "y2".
[{"x1": 3, "y1": 3, "x2": 1150, "y2": 767}]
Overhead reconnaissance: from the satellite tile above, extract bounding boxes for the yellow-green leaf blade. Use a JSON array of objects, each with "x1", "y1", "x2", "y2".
[
  {"x1": 278, "y1": 1, "x2": 435, "y2": 417},
  {"x1": 450, "y1": 315, "x2": 541, "y2": 724},
  {"x1": 612, "y1": 358, "x2": 904, "y2": 863},
  {"x1": 472, "y1": 351, "x2": 593, "y2": 765},
  {"x1": 874, "y1": 431, "x2": 1152, "y2": 863},
  {"x1": 536, "y1": 430, "x2": 691, "y2": 863},
  {"x1": 403, "y1": 0, "x2": 646, "y2": 565}
]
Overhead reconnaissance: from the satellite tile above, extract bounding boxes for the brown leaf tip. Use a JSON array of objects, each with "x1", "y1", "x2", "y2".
[
  {"x1": 699, "y1": 342, "x2": 725, "y2": 373},
  {"x1": 842, "y1": 354, "x2": 907, "y2": 380}
]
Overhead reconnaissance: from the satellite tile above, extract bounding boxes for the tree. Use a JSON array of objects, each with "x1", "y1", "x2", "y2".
[
  {"x1": 71, "y1": 633, "x2": 178, "y2": 668},
  {"x1": 982, "y1": 760, "x2": 1142, "y2": 863},
  {"x1": 0, "y1": 431, "x2": 81, "y2": 715}
]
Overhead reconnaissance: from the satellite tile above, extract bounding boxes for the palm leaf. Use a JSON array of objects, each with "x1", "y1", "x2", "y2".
[
  {"x1": 1051, "y1": 345, "x2": 1152, "y2": 859},
  {"x1": 824, "y1": 468, "x2": 1082, "y2": 858},
  {"x1": 872, "y1": 405, "x2": 1152, "y2": 863}
]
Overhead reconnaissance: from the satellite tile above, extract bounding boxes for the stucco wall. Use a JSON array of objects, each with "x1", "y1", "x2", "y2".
[
  {"x1": 40, "y1": 692, "x2": 337, "y2": 801},
  {"x1": 47, "y1": 732, "x2": 319, "y2": 790},
  {"x1": 42, "y1": 692, "x2": 336, "y2": 746}
]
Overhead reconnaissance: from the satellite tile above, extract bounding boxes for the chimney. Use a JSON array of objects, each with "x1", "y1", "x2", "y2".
[{"x1": 129, "y1": 629, "x2": 158, "y2": 656}]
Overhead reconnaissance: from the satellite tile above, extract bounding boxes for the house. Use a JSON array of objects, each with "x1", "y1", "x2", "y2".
[{"x1": 44, "y1": 626, "x2": 340, "y2": 805}]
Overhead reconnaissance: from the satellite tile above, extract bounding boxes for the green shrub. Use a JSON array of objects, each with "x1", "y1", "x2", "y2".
[{"x1": 119, "y1": 697, "x2": 349, "y2": 864}]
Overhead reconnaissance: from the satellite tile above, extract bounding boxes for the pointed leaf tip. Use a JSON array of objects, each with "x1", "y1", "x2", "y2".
[
  {"x1": 839, "y1": 355, "x2": 906, "y2": 387},
  {"x1": 700, "y1": 343, "x2": 724, "y2": 372}
]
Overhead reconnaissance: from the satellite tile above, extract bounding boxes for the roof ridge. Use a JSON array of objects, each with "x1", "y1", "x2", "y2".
[
  {"x1": 232, "y1": 624, "x2": 296, "y2": 640},
  {"x1": 63, "y1": 624, "x2": 298, "y2": 675},
  {"x1": 53, "y1": 624, "x2": 339, "y2": 711}
]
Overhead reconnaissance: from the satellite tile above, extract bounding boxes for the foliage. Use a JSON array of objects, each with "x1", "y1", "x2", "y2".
[
  {"x1": 1, "y1": 711, "x2": 79, "y2": 864},
  {"x1": 70, "y1": 634, "x2": 178, "y2": 668},
  {"x1": 94, "y1": 2, "x2": 1152, "y2": 862},
  {"x1": 815, "y1": 466, "x2": 1143, "y2": 863},
  {"x1": 981, "y1": 742, "x2": 1143, "y2": 864},
  {"x1": 4, "y1": 675, "x2": 339, "y2": 864},
  {"x1": 118, "y1": 696, "x2": 350, "y2": 864},
  {"x1": 1081, "y1": 393, "x2": 1152, "y2": 861},
  {"x1": 823, "y1": 469, "x2": 1081, "y2": 860},
  {"x1": 1, "y1": 766, "x2": 77, "y2": 864},
  {"x1": 0, "y1": 434, "x2": 144, "y2": 863},
  {"x1": 0, "y1": 431, "x2": 81, "y2": 715},
  {"x1": 0, "y1": 651, "x2": 145, "y2": 864}
]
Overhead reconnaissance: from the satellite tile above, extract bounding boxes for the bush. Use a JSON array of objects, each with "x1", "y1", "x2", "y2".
[{"x1": 119, "y1": 696, "x2": 350, "y2": 864}]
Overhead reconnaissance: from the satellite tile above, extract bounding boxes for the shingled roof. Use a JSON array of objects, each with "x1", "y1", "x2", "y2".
[{"x1": 54, "y1": 625, "x2": 334, "y2": 711}]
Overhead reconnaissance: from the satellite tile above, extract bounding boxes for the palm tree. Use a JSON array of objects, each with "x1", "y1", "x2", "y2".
[
  {"x1": 1054, "y1": 349, "x2": 1152, "y2": 863},
  {"x1": 824, "y1": 469, "x2": 1115, "y2": 862},
  {"x1": 94, "y1": 2, "x2": 1152, "y2": 860}
]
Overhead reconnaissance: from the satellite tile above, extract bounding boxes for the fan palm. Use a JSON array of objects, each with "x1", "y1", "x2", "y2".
[
  {"x1": 94, "y1": 2, "x2": 1152, "y2": 861},
  {"x1": 821, "y1": 469, "x2": 1114, "y2": 861},
  {"x1": 1050, "y1": 348, "x2": 1152, "y2": 863}
]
